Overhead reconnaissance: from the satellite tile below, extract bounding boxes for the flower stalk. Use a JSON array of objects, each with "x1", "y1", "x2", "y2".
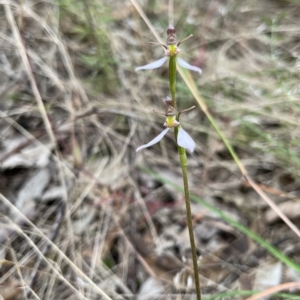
[
  {"x1": 167, "y1": 26, "x2": 202, "y2": 300},
  {"x1": 169, "y1": 52, "x2": 177, "y2": 109},
  {"x1": 135, "y1": 24, "x2": 202, "y2": 299}
]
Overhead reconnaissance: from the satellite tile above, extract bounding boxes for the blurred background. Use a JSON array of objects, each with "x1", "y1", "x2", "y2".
[{"x1": 0, "y1": 0, "x2": 300, "y2": 299}]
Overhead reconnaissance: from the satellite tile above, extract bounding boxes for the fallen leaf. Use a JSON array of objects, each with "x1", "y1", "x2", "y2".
[{"x1": 265, "y1": 200, "x2": 300, "y2": 224}]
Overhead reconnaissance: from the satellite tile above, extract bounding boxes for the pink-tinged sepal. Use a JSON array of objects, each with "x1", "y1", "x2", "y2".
[
  {"x1": 177, "y1": 127, "x2": 196, "y2": 153},
  {"x1": 136, "y1": 128, "x2": 170, "y2": 152},
  {"x1": 135, "y1": 57, "x2": 168, "y2": 72},
  {"x1": 176, "y1": 57, "x2": 202, "y2": 74}
]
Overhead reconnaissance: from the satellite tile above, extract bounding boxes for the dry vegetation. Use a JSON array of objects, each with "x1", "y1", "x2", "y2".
[{"x1": 1, "y1": 0, "x2": 300, "y2": 299}]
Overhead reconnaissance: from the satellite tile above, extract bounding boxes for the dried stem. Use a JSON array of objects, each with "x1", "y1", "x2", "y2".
[{"x1": 169, "y1": 0, "x2": 174, "y2": 26}]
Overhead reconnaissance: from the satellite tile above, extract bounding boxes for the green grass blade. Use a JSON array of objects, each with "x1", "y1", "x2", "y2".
[
  {"x1": 140, "y1": 167, "x2": 300, "y2": 273},
  {"x1": 203, "y1": 291, "x2": 300, "y2": 300}
]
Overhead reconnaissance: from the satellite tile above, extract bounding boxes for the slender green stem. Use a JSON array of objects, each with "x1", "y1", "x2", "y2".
[
  {"x1": 170, "y1": 56, "x2": 202, "y2": 300},
  {"x1": 176, "y1": 132, "x2": 202, "y2": 300},
  {"x1": 169, "y1": 55, "x2": 177, "y2": 110}
]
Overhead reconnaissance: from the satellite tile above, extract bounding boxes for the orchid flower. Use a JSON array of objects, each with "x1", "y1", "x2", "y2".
[
  {"x1": 135, "y1": 25, "x2": 202, "y2": 74},
  {"x1": 136, "y1": 105, "x2": 196, "y2": 153}
]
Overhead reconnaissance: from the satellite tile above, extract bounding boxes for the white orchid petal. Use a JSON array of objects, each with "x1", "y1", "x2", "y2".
[
  {"x1": 176, "y1": 57, "x2": 202, "y2": 74},
  {"x1": 177, "y1": 127, "x2": 196, "y2": 153},
  {"x1": 136, "y1": 128, "x2": 170, "y2": 152},
  {"x1": 135, "y1": 57, "x2": 168, "y2": 71}
]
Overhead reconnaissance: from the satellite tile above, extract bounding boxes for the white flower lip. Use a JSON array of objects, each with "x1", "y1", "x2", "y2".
[
  {"x1": 176, "y1": 57, "x2": 202, "y2": 74},
  {"x1": 135, "y1": 57, "x2": 168, "y2": 72},
  {"x1": 177, "y1": 127, "x2": 196, "y2": 153}
]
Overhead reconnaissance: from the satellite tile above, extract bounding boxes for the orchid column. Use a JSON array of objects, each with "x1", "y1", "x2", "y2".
[{"x1": 135, "y1": 25, "x2": 202, "y2": 300}]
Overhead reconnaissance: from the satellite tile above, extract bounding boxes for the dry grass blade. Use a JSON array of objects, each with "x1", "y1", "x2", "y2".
[
  {"x1": 4, "y1": 1, "x2": 58, "y2": 159},
  {"x1": 169, "y1": 0, "x2": 174, "y2": 25},
  {"x1": 0, "y1": 220, "x2": 88, "y2": 300},
  {"x1": 21, "y1": 2, "x2": 89, "y2": 104},
  {"x1": 0, "y1": 193, "x2": 113, "y2": 300},
  {"x1": 245, "y1": 282, "x2": 300, "y2": 300},
  {"x1": 180, "y1": 69, "x2": 300, "y2": 240},
  {"x1": 3, "y1": 6, "x2": 88, "y2": 293},
  {"x1": 130, "y1": 0, "x2": 164, "y2": 45},
  {"x1": 4, "y1": 0, "x2": 69, "y2": 203}
]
